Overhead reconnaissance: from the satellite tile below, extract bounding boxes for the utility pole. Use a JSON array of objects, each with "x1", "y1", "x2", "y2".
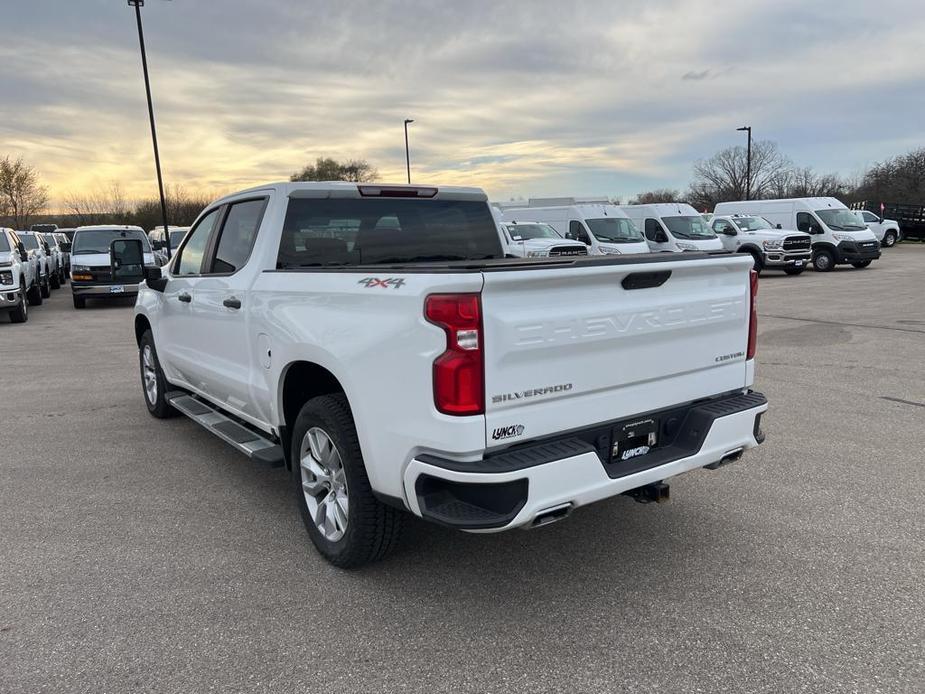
[
  {"x1": 129, "y1": 0, "x2": 171, "y2": 257},
  {"x1": 404, "y1": 119, "x2": 414, "y2": 184},
  {"x1": 737, "y1": 125, "x2": 752, "y2": 200}
]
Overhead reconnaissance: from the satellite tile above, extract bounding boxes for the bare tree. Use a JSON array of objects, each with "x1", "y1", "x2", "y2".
[
  {"x1": 770, "y1": 167, "x2": 847, "y2": 199},
  {"x1": 0, "y1": 156, "x2": 49, "y2": 228},
  {"x1": 853, "y1": 147, "x2": 925, "y2": 204},
  {"x1": 630, "y1": 188, "x2": 682, "y2": 205},
  {"x1": 62, "y1": 182, "x2": 129, "y2": 226},
  {"x1": 128, "y1": 184, "x2": 215, "y2": 230},
  {"x1": 689, "y1": 141, "x2": 792, "y2": 210},
  {"x1": 291, "y1": 157, "x2": 378, "y2": 183}
]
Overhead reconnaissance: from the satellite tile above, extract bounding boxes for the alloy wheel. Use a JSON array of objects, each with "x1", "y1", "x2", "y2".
[
  {"x1": 142, "y1": 345, "x2": 158, "y2": 404},
  {"x1": 299, "y1": 427, "x2": 349, "y2": 542}
]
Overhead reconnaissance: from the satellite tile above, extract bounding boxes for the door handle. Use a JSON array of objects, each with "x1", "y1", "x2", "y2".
[
  {"x1": 178, "y1": 292, "x2": 191, "y2": 303},
  {"x1": 223, "y1": 297, "x2": 242, "y2": 310}
]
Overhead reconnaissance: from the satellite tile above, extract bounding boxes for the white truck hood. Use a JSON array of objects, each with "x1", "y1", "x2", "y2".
[
  {"x1": 835, "y1": 229, "x2": 878, "y2": 242},
  {"x1": 72, "y1": 252, "x2": 155, "y2": 267},
  {"x1": 513, "y1": 238, "x2": 586, "y2": 253},
  {"x1": 598, "y1": 240, "x2": 652, "y2": 255},
  {"x1": 0, "y1": 251, "x2": 12, "y2": 264}
]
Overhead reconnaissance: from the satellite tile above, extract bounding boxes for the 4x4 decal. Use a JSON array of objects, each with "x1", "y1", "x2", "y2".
[{"x1": 358, "y1": 277, "x2": 406, "y2": 289}]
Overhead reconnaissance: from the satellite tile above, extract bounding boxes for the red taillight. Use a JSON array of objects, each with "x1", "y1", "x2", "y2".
[
  {"x1": 425, "y1": 293, "x2": 484, "y2": 416},
  {"x1": 747, "y1": 269, "x2": 758, "y2": 360}
]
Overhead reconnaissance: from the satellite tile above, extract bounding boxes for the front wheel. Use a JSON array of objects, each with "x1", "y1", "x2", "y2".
[
  {"x1": 813, "y1": 249, "x2": 835, "y2": 272},
  {"x1": 138, "y1": 330, "x2": 177, "y2": 418},
  {"x1": 40, "y1": 276, "x2": 50, "y2": 298},
  {"x1": 72, "y1": 294, "x2": 85, "y2": 309},
  {"x1": 27, "y1": 281, "x2": 43, "y2": 306},
  {"x1": 292, "y1": 394, "x2": 403, "y2": 568},
  {"x1": 851, "y1": 260, "x2": 872, "y2": 269},
  {"x1": 882, "y1": 230, "x2": 897, "y2": 247},
  {"x1": 8, "y1": 284, "x2": 28, "y2": 323},
  {"x1": 784, "y1": 267, "x2": 806, "y2": 276},
  {"x1": 50, "y1": 272, "x2": 60, "y2": 290}
]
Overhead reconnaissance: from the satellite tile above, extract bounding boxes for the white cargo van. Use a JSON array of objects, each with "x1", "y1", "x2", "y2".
[
  {"x1": 621, "y1": 203, "x2": 724, "y2": 252},
  {"x1": 713, "y1": 198, "x2": 881, "y2": 271},
  {"x1": 501, "y1": 204, "x2": 650, "y2": 255}
]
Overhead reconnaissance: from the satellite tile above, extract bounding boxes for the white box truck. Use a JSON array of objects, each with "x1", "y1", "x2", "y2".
[
  {"x1": 713, "y1": 198, "x2": 881, "y2": 271},
  {"x1": 621, "y1": 203, "x2": 724, "y2": 252}
]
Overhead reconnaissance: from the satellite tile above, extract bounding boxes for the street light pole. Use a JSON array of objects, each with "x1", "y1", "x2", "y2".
[
  {"x1": 129, "y1": 0, "x2": 171, "y2": 258},
  {"x1": 404, "y1": 119, "x2": 414, "y2": 184},
  {"x1": 737, "y1": 125, "x2": 752, "y2": 200}
]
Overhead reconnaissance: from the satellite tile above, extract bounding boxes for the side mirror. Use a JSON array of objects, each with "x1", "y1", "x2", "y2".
[
  {"x1": 721, "y1": 228, "x2": 737, "y2": 236},
  {"x1": 775, "y1": 223, "x2": 782, "y2": 229},
  {"x1": 655, "y1": 232, "x2": 669, "y2": 243},
  {"x1": 110, "y1": 238, "x2": 145, "y2": 283},
  {"x1": 143, "y1": 264, "x2": 168, "y2": 292},
  {"x1": 17, "y1": 244, "x2": 27, "y2": 261},
  {"x1": 565, "y1": 231, "x2": 577, "y2": 240},
  {"x1": 152, "y1": 239, "x2": 166, "y2": 250},
  {"x1": 60, "y1": 241, "x2": 71, "y2": 252}
]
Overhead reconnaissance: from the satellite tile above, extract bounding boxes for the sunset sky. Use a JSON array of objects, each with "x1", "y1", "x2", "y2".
[{"x1": 2, "y1": 0, "x2": 923, "y2": 210}]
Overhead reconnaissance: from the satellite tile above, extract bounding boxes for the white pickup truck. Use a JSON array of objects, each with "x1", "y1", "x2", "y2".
[{"x1": 134, "y1": 182, "x2": 768, "y2": 567}]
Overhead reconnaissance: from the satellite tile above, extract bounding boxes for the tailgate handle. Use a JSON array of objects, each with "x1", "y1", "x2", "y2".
[{"x1": 622, "y1": 271, "x2": 671, "y2": 290}]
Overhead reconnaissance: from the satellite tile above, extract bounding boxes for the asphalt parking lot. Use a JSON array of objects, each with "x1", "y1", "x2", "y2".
[{"x1": 1, "y1": 248, "x2": 923, "y2": 693}]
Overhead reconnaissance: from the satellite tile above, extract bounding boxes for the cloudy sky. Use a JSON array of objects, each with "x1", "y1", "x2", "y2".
[{"x1": 2, "y1": 0, "x2": 924, "y2": 207}]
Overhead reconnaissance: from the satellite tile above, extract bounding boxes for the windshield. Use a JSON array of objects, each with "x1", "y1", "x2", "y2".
[
  {"x1": 278, "y1": 198, "x2": 503, "y2": 267},
  {"x1": 0, "y1": 234, "x2": 9, "y2": 252},
  {"x1": 20, "y1": 235, "x2": 39, "y2": 250},
  {"x1": 43, "y1": 234, "x2": 58, "y2": 247},
  {"x1": 585, "y1": 217, "x2": 644, "y2": 243},
  {"x1": 662, "y1": 216, "x2": 717, "y2": 240},
  {"x1": 505, "y1": 223, "x2": 560, "y2": 241},
  {"x1": 815, "y1": 209, "x2": 867, "y2": 231},
  {"x1": 169, "y1": 231, "x2": 186, "y2": 247},
  {"x1": 72, "y1": 229, "x2": 151, "y2": 255},
  {"x1": 732, "y1": 217, "x2": 773, "y2": 231}
]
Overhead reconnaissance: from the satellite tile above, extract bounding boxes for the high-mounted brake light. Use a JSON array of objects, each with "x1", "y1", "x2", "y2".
[
  {"x1": 746, "y1": 269, "x2": 758, "y2": 360},
  {"x1": 357, "y1": 185, "x2": 438, "y2": 198},
  {"x1": 425, "y1": 293, "x2": 484, "y2": 416}
]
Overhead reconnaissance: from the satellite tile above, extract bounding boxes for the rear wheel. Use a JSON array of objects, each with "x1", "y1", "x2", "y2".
[
  {"x1": 813, "y1": 249, "x2": 835, "y2": 272},
  {"x1": 8, "y1": 283, "x2": 27, "y2": 323},
  {"x1": 72, "y1": 294, "x2": 85, "y2": 309},
  {"x1": 784, "y1": 267, "x2": 805, "y2": 276},
  {"x1": 851, "y1": 260, "x2": 872, "y2": 269},
  {"x1": 292, "y1": 394, "x2": 403, "y2": 568},
  {"x1": 882, "y1": 230, "x2": 897, "y2": 247},
  {"x1": 741, "y1": 250, "x2": 763, "y2": 274},
  {"x1": 139, "y1": 330, "x2": 177, "y2": 418}
]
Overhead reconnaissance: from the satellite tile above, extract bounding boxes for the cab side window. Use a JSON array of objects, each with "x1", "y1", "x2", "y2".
[
  {"x1": 713, "y1": 220, "x2": 733, "y2": 234},
  {"x1": 174, "y1": 208, "x2": 221, "y2": 276},
  {"x1": 861, "y1": 211, "x2": 877, "y2": 223},
  {"x1": 644, "y1": 218, "x2": 663, "y2": 241},
  {"x1": 796, "y1": 212, "x2": 816, "y2": 233},
  {"x1": 209, "y1": 198, "x2": 266, "y2": 274},
  {"x1": 568, "y1": 220, "x2": 591, "y2": 244}
]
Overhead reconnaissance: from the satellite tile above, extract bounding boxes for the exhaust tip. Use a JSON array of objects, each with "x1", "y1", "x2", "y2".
[{"x1": 531, "y1": 503, "x2": 573, "y2": 528}]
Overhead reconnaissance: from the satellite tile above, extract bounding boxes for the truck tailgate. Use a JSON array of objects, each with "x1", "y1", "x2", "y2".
[{"x1": 480, "y1": 254, "x2": 754, "y2": 447}]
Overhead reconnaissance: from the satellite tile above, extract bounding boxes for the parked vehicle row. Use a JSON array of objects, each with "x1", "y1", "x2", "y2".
[
  {"x1": 493, "y1": 195, "x2": 891, "y2": 275},
  {"x1": 133, "y1": 181, "x2": 768, "y2": 567},
  {"x1": 0, "y1": 228, "x2": 71, "y2": 324}
]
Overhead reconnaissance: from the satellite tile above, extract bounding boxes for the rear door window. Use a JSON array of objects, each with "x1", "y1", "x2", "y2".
[{"x1": 277, "y1": 198, "x2": 502, "y2": 267}]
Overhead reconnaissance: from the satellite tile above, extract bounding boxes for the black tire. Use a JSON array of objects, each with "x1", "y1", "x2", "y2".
[
  {"x1": 291, "y1": 394, "x2": 403, "y2": 568},
  {"x1": 27, "y1": 281, "x2": 43, "y2": 306},
  {"x1": 740, "y1": 250, "x2": 762, "y2": 275},
  {"x1": 882, "y1": 230, "x2": 897, "y2": 248},
  {"x1": 813, "y1": 249, "x2": 835, "y2": 272},
  {"x1": 784, "y1": 267, "x2": 805, "y2": 276},
  {"x1": 851, "y1": 260, "x2": 872, "y2": 269},
  {"x1": 8, "y1": 283, "x2": 28, "y2": 323},
  {"x1": 40, "y1": 276, "x2": 50, "y2": 298},
  {"x1": 60, "y1": 269, "x2": 67, "y2": 285},
  {"x1": 72, "y1": 294, "x2": 85, "y2": 309},
  {"x1": 138, "y1": 330, "x2": 177, "y2": 418},
  {"x1": 50, "y1": 272, "x2": 60, "y2": 290}
]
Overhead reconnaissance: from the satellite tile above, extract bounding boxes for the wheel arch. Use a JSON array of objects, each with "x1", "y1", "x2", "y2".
[{"x1": 279, "y1": 361, "x2": 348, "y2": 469}]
